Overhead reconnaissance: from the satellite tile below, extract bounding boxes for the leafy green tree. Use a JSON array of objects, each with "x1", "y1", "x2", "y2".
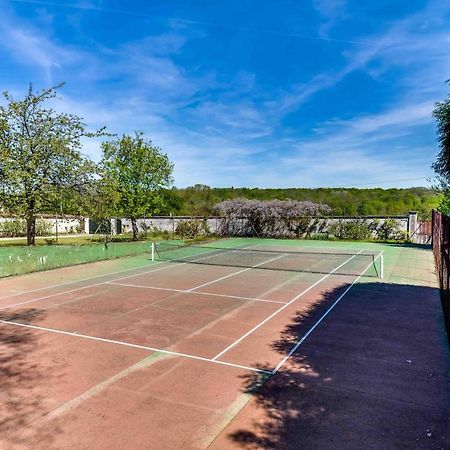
[
  {"x1": 101, "y1": 132, "x2": 174, "y2": 240},
  {"x1": 0, "y1": 83, "x2": 105, "y2": 245},
  {"x1": 433, "y1": 81, "x2": 450, "y2": 203}
]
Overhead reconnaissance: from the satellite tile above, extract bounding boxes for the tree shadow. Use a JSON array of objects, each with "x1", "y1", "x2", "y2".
[
  {"x1": 226, "y1": 281, "x2": 450, "y2": 450},
  {"x1": 382, "y1": 242, "x2": 431, "y2": 251},
  {"x1": 0, "y1": 308, "x2": 63, "y2": 447}
]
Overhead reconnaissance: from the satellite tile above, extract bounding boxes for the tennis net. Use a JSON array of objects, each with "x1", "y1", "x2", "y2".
[{"x1": 152, "y1": 241, "x2": 384, "y2": 278}]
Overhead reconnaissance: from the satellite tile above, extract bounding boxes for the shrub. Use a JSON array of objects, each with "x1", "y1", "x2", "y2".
[
  {"x1": 137, "y1": 222, "x2": 151, "y2": 240},
  {"x1": 36, "y1": 219, "x2": 53, "y2": 236},
  {"x1": 214, "y1": 199, "x2": 331, "y2": 238},
  {"x1": 328, "y1": 220, "x2": 372, "y2": 240},
  {"x1": 375, "y1": 219, "x2": 407, "y2": 241},
  {"x1": 0, "y1": 219, "x2": 27, "y2": 237},
  {"x1": 175, "y1": 219, "x2": 210, "y2": 239}
]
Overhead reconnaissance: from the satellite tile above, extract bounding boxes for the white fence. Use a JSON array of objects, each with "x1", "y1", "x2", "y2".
[
  {"x1": 119, "y1": 212, "x2": 423, "y2": 242},
  {"x1": 0, "y1": 215, "x2": 85, "y2": 236},
  {"x1": 0, "y1": 212, "x2": 427, "y2": 243}
]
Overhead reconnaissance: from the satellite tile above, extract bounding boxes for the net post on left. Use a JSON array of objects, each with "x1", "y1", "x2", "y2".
[{"x1": 151, "y1": 242, "x2": 156, "y2": 261}]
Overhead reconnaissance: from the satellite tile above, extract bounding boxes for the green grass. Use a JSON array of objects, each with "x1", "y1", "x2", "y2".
[
  {"x1": 0, "y1": 240, "x2": 154, "y2": 277},
  {"x1": 0, "y1": 232, "x2": 218, "y2": 277}
]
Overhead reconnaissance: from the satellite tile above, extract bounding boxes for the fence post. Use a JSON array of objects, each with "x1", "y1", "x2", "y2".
[
  {"x1": 408, "y1": 211, "x2": 418, "y2": 241},
  {"x1": 84, "y1": 217, "x2": 90, "y2": 234}
]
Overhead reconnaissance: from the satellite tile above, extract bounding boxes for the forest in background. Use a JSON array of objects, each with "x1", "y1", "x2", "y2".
[{"x1": 166, "y1": 185, "x2": 439, "y2": 219}]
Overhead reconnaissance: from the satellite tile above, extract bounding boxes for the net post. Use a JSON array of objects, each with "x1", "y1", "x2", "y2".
[
  {"x1": 380, "y1": 253, "x2": 384, "y2": 279},
  {"x1": 151, "y1": 242, "x2": 155, "y2": 261}
]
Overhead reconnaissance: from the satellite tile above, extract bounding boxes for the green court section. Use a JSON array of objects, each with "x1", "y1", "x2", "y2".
[{"x1": 0, "y1": 241, "x2": 153, "y2": 277}]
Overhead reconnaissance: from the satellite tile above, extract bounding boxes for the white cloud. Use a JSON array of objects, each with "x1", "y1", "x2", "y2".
[{"x1": 0, "y1": 10, "x2": 85, "y2": 82}]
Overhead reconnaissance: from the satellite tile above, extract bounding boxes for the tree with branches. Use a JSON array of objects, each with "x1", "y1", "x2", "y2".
[
  {"x1": 433, "y1": 80, "x2": 450, "y2": 212},
  {"x1": 0, "y1": 83, "x2": 107, "y2": 245},
  {"x1": 101, "y1": 132, "x2": 174, "y2": 240}
]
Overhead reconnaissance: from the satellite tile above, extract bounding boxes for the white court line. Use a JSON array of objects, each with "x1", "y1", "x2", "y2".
[
  {"x1": 271, "y1": 251, "x2": 384, "y2": 374},
  {"x1": 107, "y1": 282, "x2": 286, "y2": 304},
  {"x1": 186, "y1": 253, "x2": 286, "y2": 292},
  {"x1": 212, "y1": 250, "x2": 364, "y2": 361},
  {"x1": 0, "y1": 319, "x2": 272, "y2": 375}
]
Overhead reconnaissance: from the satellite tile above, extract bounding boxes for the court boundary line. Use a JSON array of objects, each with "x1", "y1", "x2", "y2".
[
  {"x1": 270, "y1": 251, "x2": 384, "y2": 374},
  {"x1": 0, "y1": 319, "x2": 272, "y2": 375},
  {"x1": 212, "y1": 250, "x2": 364, "y2": 361},
  {"x1": 107, "y1": 282, "x2": 286, "y2": 304}
]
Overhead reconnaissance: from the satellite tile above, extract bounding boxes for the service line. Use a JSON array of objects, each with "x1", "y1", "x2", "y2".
[
  {"x1": 107, "y1": 282, "x2": 286, "y2": 304},
  {"x1": 186, "y1": 253, "x2": 286, "y2": 292}
]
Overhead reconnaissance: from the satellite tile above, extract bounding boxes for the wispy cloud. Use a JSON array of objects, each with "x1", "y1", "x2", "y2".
[
  {"x1": 313, "y1": 0, "x2": 348, "y2": 38},
  {"x1": 0, "y1": 4, "x2": 85, "y2": 82},
  {"x1": 270, "y1": 2, "x2": 450, "y2": 117}
]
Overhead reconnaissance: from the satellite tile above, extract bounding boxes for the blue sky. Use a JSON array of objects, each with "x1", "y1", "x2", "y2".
[{"x1": 1, "y1": 0, "x2": 449, "y2": 188}]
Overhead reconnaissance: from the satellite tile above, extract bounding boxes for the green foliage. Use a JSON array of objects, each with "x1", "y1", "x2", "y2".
[
  {"x1": 36, "y1": 220, "x2": 53, "y2": 236},
  {"x1": 328, "y1": 220, "x2": 373, "y2": 240},
  {"x1": 0, "y1": 219, "x2": 26, "y2": 237},
  {"x1": 438, "y1": 190, "x2": 450, "y2": 215},
  {"x1": 101, "y1": 132, "x2": 174, "y2": 240},
  {"x1": 0, "y1": 219, "x2": 53, "y2": 237},
  {"x1": 175, "y1": 219, "x2": 210, "y2": 239},
  {"x1": 0, "y1": 83, "x2": 105, "y2": 245},
  {"x1": 432, "y1": 80, "x2": 450, "y2": 188},
  {"x1": 171, "y1": 186, "x2": 438, "y2": 219},
  {"x1": 375, "y1": 219, "x2": 407, "y2": 241}
]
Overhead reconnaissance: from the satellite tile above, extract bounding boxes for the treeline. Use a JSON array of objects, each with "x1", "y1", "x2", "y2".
[{"x1": 167, "y1": 185, "x2": 439, "y2": 219}]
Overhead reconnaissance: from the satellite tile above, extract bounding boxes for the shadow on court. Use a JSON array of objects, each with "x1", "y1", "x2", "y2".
[
  {"x1": 0, "y1": 308, "x2": 62, "y2": 447},
  {"x1": 219, "y1": 281, "x2": 450, "y2": 450}
]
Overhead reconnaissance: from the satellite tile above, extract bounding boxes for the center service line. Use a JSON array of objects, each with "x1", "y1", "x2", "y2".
[{"x1": 212, "y1": 250, "x2": 363, "y2": 361}]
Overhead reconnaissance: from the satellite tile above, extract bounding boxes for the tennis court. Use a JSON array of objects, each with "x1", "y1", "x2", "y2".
[{"x1": 0, "y1": 238, "x2": 447, "y2": 449}]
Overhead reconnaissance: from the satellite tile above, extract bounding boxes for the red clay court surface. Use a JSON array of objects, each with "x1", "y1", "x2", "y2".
[{"x1": 0, "y1": 240, "x2": 448, "y2": 449}]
